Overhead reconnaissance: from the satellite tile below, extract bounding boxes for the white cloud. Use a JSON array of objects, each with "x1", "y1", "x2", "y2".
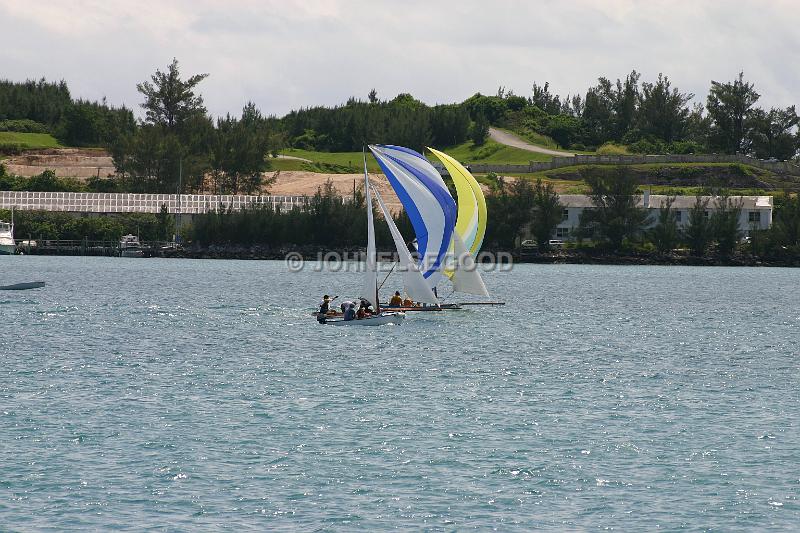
[{"x1": 0, "y1": 0, "x2": 797, "y2": 118}]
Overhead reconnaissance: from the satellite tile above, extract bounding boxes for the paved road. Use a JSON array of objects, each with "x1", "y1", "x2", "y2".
[
  {"x1": 275, "y1": 154, "x2": 313, "y2": 163},
  {"x1": 489, "y1": 127, "x2": 574, "y2": 157}
]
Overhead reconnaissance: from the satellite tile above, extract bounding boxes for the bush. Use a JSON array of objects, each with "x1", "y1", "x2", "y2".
[
  {"x1": 0, "y1": 142, "x2": 22, "y2": 155},
  {"x1": 0, "y1": 169, "x2": 86, "y2": 192},
  {"x1": 86, "y1": 176, "x2": 122, "y2": 192},
  {"x1": 627, "y1": 138, "x2": 664, "y2": 154},
  {"x1": 668, "y1": 140, "x2": 703, "y2": 154},
  {"x1": 596, "y1": 143, "x2": 630, "y2": 155},
  {"x1": 0, "y1": 119, "x2": 50, "y2": 133},
  {"x1": 543, "y1": 114, "x2": 581, "y2": 149},
  {"x1": 473, "y1": 143, "x2": 502, "y2": 159}
]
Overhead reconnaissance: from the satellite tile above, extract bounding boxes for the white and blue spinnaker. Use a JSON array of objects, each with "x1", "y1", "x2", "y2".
[{"x1": 369, "y1": 145, "x2": 457, "y2": 289}]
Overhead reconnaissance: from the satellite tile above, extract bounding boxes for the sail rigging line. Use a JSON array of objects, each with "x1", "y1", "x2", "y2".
[{"x1": 378, "y1": 262, "x2": 397, "y2": 291}]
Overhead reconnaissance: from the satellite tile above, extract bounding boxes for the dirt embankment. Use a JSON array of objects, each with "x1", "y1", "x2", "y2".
[
  {"x1": 3, "y1": 148, "x2": 117, "y2": 179},
  {"x1": 269, "y1": 171, "x2": 402, "y2": 213}
]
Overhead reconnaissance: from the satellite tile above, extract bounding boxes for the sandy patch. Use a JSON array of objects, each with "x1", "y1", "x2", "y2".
[
  {"x1": 3, "y1": 148, "x2": 116, "y2": 179},
  {"x1": 267, "y1": 171, "x2": 402, "y2": 213}
]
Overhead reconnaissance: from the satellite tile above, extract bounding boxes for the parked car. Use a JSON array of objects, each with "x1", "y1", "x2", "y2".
[
  {"x1": 520, "y1": 239, "x2": 537, "y2": 249},
  {"x1": 548, "y1": 239, "x2": 565, "y2": 247}
]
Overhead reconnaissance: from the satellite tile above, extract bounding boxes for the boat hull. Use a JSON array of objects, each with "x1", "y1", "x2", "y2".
[
  {"x1": 0, "y1": 281, "x2": 45, "y2": 290},
  {"x1": 310, "y1": 304, "x2": 461, "y2": 318},
  {"x1": 120, "y1": 249, "x2": 144, "y2": 258},
  {"x1": 0, "y1": 244, "x2": 15, "y2": 255},
  {"x1": 322, "y1": 312, "x2": 405, "y2": 326}
]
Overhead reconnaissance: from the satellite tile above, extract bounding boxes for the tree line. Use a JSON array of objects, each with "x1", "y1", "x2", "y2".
[
  {"x1": 189, "y1": 180, "x2": 413, "y2": 249},
  {"x1": 473, "y1": 73, "x2": 798, "y2": 159},
  {"x1": 3, "y1": 63, "x2": 797, "y2": 198},
  {"x1": 0, "y1": 208, "x2": 173, "y2": 243},
  {"x1": 0, "y1": 78, "x2": 136, "y2": 147}
]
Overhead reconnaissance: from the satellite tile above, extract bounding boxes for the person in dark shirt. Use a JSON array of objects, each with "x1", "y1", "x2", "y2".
[{"x1": 319, "y1": 295, "x2": 331, "y2": 314}]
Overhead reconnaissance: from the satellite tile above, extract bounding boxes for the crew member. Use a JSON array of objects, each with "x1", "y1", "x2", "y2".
[
  {"x1": 389, "y1": 291, "x2": 403, "y2": 307},
  {"x1": 319, "y1": 295, "x2": 331, "y2": 315}
]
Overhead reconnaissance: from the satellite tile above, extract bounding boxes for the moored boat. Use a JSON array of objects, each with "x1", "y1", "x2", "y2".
[
  {"x1": 119, "y1": 234, "x2": 144, "y2": 258},
  {"x1": 0, "y1": 219, "x2": 15, "y2": 255}
]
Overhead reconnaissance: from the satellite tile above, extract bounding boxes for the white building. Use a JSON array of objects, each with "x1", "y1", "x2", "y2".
[{"x1": 553, "y1": 194, "x2": 773, "y2": 240}]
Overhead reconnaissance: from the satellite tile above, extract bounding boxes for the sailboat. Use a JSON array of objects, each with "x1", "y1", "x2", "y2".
[
  {"x1": 368, "y1": 144, "x2": 500, "y2": 308},
  {"x1": 318, "y1": 151, "x2": 439, "y2": 326}
]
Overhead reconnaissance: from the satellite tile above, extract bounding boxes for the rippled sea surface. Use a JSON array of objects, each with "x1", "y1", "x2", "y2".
[{"x1": 1, "y1": 256, "x2": 798, "y2": 531}]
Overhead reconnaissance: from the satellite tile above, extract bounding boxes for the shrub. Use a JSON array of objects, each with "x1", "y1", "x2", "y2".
[
  {"x1": 0, "y1": 142, "x2": 22, "y2": 155},
  {"x1": 0, "y1": 119, "x2": 50, "y2": 133},
  {"x1": 627, "y1": 138, "x2": 664, "y2": 154},
  {"x1": 596, "y1": 143, "x2": 630, "y2": 155},
  {"x1": 668, "y1": 140, "x2": 703, "y2": 154},
  {"x1": 474, "y1": 143, "x2": 502, "y2": 159}
]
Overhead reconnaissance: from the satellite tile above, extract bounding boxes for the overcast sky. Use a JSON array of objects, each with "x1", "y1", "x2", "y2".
[{"x1": 1, "y1": 0, "x2": 797, "y2": 119}]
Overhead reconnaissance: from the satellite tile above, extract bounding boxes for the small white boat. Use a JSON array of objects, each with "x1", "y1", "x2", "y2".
[
  {"x1": 323, "y1": 311, "x2": 405, "y2": 326},
  {"x1": 0, "y1": 219, "x2": 15, "y2": 255},
  {"x1": 119, "y1": 234, "x2": 144, "y2": 258}
]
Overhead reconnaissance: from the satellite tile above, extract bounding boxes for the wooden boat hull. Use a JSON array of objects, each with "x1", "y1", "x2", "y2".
[
  {"x1": 321, "y1": 312, "x2": 405, "y2": 326},
  {"x1": 311, "y1": 304, "x2": 460, "y2": 317},
  {"x1": 0, "y1": 281, "x2": 45, "y2": 290}
]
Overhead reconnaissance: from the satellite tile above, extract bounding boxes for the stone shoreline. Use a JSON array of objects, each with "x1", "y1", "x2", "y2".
[{"x1": 155, "y1": 245, "x2": 800, "y2": 268}]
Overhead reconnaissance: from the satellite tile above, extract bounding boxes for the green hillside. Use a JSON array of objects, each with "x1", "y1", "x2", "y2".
[
  {"x1": 0, "y1": 132, "x2": 62, "y2": 149},
  {"x1": 274, "y1": 140, "x2": 554, "y2": 174}
]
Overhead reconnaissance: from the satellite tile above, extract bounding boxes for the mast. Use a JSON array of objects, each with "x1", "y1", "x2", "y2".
[{"x1": 362, "y1": 147, "x2": 379, "y2": 312}]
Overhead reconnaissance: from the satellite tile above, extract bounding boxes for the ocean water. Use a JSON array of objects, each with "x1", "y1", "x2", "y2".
[{"x1": 1, "y1": 256, "x2": 798, "y2": 531}]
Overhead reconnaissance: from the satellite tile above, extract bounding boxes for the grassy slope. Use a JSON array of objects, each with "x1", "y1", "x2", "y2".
[
  {"x1": 494, "y1": 162, "x2": 786, "y2": 195},
  {"x1": 0, "y1": 132, "x2": 62, "y2": 149},
  {"x1": 441, "y1": 139, "x2": 552, "y2": 164},
  {"x1": 275, "y1": 140, "x2": 553, "y2": 173}
]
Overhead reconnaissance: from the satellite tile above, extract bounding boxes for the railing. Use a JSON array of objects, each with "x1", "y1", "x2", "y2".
[{"x1": 0, "y1": 192, "x2": 310, "y2": 214}]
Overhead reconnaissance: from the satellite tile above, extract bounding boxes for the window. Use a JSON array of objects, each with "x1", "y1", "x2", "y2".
[
  {"x1": 704, "y1": 210, "x2": 710, "y2": 219},
  {"x1": 675, "y1": 211, "x2": 682, "y2": 222},
  {"x1": 562, "y1": 208, "x2": 569, "y2": 221},
  {"x1": 748, "y1": 211, "x2": 761, "y2": 223},
  {"x1": 555, "y1": 227, "x2": 570, "y2": 238}
]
